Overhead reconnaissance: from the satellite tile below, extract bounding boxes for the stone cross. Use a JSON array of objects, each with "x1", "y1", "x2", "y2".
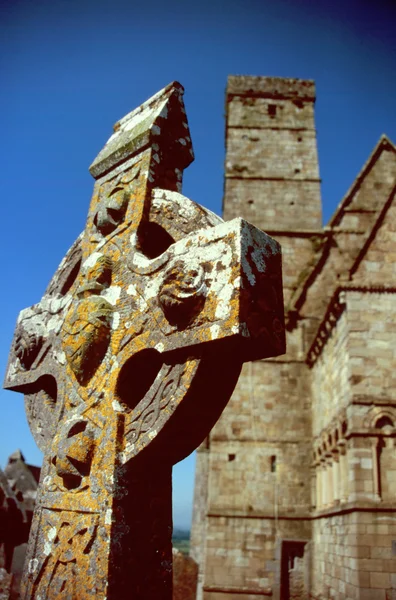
[{"x1": 4, "y1": 82, "x2": 285, "y2": 600}]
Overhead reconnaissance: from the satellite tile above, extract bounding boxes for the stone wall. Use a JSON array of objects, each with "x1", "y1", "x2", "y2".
[
  {"x1": 351, "y1": 188, "x2": 396, "y2": 285},
  {"x1": 309, "y1": 288, "x2": 396, "y2": 599},
  {"x1": 346, "y1": 292, "x2": 396, "y2": 402},
  {"x1": 311, "y1": 512, "x2": 396, "y2": 600},
  {"x1": 311, "y1": 309, "x2": 350, "y2": 438},
  {"x1": 190, "y1": 443, "x2": 210, "y2": 600},
  {"x1": 200, "y1": 351, "x2": 312, "y2": 598},
  {"x1": 203, "y1": 516, "x2": 276, "y2": 597}
]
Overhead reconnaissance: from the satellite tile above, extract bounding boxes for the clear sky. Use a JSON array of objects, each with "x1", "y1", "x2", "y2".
[{"x1": 1, "y1": 0, "x2": 395, "y2": 530}]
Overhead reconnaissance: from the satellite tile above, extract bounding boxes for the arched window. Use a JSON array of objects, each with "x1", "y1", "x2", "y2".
[
  {"x1": 375, "y1": 416, "x2": 394, "y2": 430},
  {"x1": 375, "y1": 415, "x2": 396, "y2": 501}
]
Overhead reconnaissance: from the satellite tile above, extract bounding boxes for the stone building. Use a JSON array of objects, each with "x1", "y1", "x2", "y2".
[
  {"x1": 0, "y1": 451, "x2": 39, "y2": 599},
  {"x1": 190, "y1": 76, "x2": 396, "y2": 600}
]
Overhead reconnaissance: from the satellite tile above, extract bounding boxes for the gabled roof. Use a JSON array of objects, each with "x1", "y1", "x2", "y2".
[
  {"x1": 7, "y1": 449, "x2": 25, "y2": 463},
  {"x1": 0, "y1": 467, "x2": 27, "y2": 522},
  {"x1": 288, "y1": 135, "x2": 396, "y2": 325},
  {"x1": 4, "y1": 450, "x2": 39, "y2": 495},
  {"x1": 349, "y1": 184, "x2": 396, "y2": 279},
  {"x1": 329, "y1": 135, "x2": 396, "y2": 228}
]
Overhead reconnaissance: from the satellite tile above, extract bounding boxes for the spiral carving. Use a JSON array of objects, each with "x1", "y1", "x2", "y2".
[{"x1": 159, "y1": 260, "x2": 207, "y2": 327}]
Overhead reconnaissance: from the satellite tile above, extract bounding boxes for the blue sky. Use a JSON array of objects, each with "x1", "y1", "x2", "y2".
[{"x1": 1, "y1": 0, "x2": 395, "y2": 529}]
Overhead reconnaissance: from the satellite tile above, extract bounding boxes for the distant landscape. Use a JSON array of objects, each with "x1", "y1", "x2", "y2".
[{"x1": 172, "y1": 528, "x2": 190, "y2": 555}]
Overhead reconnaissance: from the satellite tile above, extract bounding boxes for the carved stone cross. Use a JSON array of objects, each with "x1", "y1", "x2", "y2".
[{"x1": 4, "y1": 82, "x2": 285, "y2": 599}]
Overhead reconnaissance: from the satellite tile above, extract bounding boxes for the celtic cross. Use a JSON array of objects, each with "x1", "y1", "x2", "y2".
[{"x1": 4, "y1": 82, "x2": 285, "y2": 599}]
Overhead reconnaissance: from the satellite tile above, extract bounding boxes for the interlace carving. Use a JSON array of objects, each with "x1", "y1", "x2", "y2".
[{"x1": 4, "y1": 81, "x2": 285, "y2": 600}]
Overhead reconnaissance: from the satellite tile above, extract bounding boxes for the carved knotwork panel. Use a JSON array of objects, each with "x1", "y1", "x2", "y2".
[{"x1": 28, "y1": 509, "x2": 101, "y2": 599}]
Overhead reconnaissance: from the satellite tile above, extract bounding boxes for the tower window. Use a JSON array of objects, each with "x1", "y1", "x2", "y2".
[
  {"x1": 228, "y1": 453, "x2": 236, "y2": 462},
  {"x1": 270, "y1": 455, "x2": 277, "y2": 472},
  {"x1": 268, "y1": 104, "x2": 277, "y2": 118}
]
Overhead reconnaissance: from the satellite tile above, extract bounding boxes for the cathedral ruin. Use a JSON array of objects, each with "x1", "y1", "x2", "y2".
[{"x1": 191, "y1": 76, "x2": 396, "y2": 600}]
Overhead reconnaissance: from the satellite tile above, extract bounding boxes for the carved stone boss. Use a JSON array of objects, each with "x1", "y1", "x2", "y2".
[{"x1": 4, "y1": 82, "x2": 285, "y2": 599}]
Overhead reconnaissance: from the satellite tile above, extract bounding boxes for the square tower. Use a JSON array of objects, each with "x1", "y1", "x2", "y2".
[
  {"x1": 223, "y1": 75, "x2": 322, "y2": 231},
  {"x1": 191, "y1": 76, "x2": 322, "y2": 600}
]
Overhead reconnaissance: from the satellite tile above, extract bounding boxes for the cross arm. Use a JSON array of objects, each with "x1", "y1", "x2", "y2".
[{"x1": 119, "y1": 216, "x2": 285, "y2": 366}]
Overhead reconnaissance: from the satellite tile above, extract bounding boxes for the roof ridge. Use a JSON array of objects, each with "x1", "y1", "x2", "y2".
[
  {"x1": 329, "y1": 135, "x2": 396, "y2": 228},
  {"x1": 287, "y1": 135, "x2": 396, "y2": 318},
  {"x1": 349, "y1": 184, "x2": 396, "y2": 279}
]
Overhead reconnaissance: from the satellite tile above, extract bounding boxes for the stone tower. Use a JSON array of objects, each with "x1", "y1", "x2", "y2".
[
  {"x1": 223, "y1": 76, "x2": 321, "y2": 224},
  {"x1": 191, "y1": 75, "x2": 396, "y2": 600},
  {"x1": 223, "y1": 76, "x2": 322, "y2": 306},
  {"x1": 191, "y1": 75, "x2": 323, "y2": 600}
]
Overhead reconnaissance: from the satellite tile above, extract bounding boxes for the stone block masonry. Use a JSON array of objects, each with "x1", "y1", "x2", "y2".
[{"x1": 191, "y1": 74, "x2": 396, "y2": 600}]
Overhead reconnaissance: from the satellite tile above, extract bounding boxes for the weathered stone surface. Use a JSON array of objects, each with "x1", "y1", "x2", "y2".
[
  {"x1": 172, "y1": 548, "x2": 198, "y2": 600},
  {"x1": 0, "y1": 568, "x2": 12, "y2": 600},
  {"x1": 4, "y1": 81, "x2": 285, "y2": 599}
]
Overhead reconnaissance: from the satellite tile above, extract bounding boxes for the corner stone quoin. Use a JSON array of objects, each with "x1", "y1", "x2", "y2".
[{"x1": 4, "y1": 81, "x2": 285, "y2": 600}]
